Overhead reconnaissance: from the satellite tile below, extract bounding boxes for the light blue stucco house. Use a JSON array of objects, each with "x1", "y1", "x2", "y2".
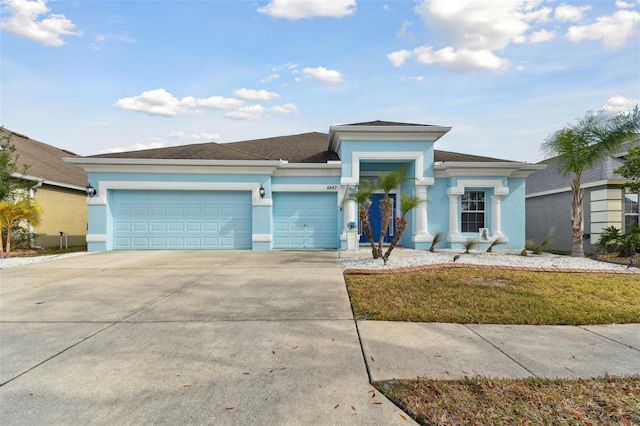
[{"x1": 66, "y1": 121, "x2": 544, "y2": 252}]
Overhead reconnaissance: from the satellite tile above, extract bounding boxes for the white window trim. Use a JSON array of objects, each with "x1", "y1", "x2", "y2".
[{"x1": 447, "y1": 179, "x2": 508, "y2": 242}]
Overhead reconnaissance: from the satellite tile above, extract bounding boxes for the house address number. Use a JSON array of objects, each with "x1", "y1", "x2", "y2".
[{"x1": 327, "y1": 185, "x2": 337, "y2": 190}]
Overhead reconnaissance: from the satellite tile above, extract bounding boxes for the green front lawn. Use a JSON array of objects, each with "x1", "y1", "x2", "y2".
[
  {"x1": 345, "y1": 268, "x2": 640, "y2": 425},
  {"x1": 345, "y1": 268, "x2": 640, "y2": 325}
]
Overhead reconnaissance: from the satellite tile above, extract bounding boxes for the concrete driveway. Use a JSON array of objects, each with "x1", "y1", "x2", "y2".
[{"x1": 0, "y1": 251, "x2": 412, "y2": 425}]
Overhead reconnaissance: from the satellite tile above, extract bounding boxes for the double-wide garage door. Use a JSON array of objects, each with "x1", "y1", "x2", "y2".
[
  {"x1": 273, "y1": 192, "x2": 337, "y2": 249},
  {"x1": 113, "y1": 190, "x2": 252, "y2": 249}
]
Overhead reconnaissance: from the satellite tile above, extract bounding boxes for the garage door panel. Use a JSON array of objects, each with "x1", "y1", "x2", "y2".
[
  {"x1": 273, "y1": 192, "x2": 337, "y2": 249},
  {"x1": 114, "y1": 190, "x2": 251, "y2": 250}
]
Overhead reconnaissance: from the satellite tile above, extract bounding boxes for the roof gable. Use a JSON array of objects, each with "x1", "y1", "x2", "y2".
[{"x1": 1, "y1": 129, "x2": 87, "y2": 189}]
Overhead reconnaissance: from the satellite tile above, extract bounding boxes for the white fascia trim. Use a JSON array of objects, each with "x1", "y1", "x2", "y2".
[
  {"x1": 11, "y1": 172, "x2": 86, "y2": 192},
  {"x1": 65, "y1": 157, "x2": 282, "y2": 167},
  {"x1": 447, "y1": 179, "x2": 509, "y2": 196},
  {"x1": 71, "y1": 164, "x2": 278, "y2": 175},
  {"x1": 341, "y1": 151, "x2": 431, "y2": 185},
  {"x1": 526, "y1": 179, "x2": 630, "y2": 198},
  {"x1": 86, "y1": 234, "x2": 107, "y2": 243},
  {"x1": 277, "y1": 162, "x2": 341, "y2": 169},
  {"x1": 252, "y1": 234, "x2": 272, "y2": 242},
  {"x1": 272, "y1": 184, "x2": 339, "y2": 192},
  {"x1": 434, "y1": 162, "x2": 545, "y2": 178},
  {"x1": 273, "y1": 168, "x2": 341, "y2": 177},
  {"x1": 89, "y1": 181, "x2": 272, "y2": 207}
]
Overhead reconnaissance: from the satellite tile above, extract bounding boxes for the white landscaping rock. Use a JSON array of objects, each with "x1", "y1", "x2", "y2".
[{"x1": 339, "y1": 248, "x2": 631, "y2": 272}]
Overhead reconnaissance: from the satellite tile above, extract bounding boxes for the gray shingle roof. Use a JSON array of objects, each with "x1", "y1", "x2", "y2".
[
  {"x1": 1, "y1": 128, "x2": 87, "y2": 188},
  {"x1": 89, "y1": 132, "x2": 339, "y2": 163},
  {"x1": 88, "y1": 130, "x2": 512, "y2": 163}
]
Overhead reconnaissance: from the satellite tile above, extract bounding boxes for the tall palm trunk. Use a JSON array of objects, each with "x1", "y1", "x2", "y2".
[
  {"x1": 5, "y1": 221, "x2": 12, "y2": 254},
  {"x1": 570, "y1": 174, "x2": 585, "y2": 257},
  {"x1": 377, "y1": 197, "x2": 392, "y2": 258},
  {"x1": 382, "y1": 218, "x2": 405, "y2": 264},
  {"x1": 359, "y1": 206, "x2": 378, "y2": 259}
]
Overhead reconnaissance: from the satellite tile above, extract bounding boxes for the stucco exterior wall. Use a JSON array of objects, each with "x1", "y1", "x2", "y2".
[{"x1": 33, "y1": 185, "x2": 87, "y2": 248}]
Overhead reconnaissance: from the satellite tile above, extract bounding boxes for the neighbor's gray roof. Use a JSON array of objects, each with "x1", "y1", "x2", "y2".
[
  {"x1": 89, "y1": 130, "x2": 513, "y2": 163},
  {"x1": 1, "y1": 128, "x2": 87, "y2": 188},
  {"x1": 525, "y1": 138, "x2": 640, "y2": 194}
]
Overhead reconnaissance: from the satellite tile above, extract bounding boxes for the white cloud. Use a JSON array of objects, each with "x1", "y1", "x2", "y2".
[
  {"x1": 528, "y1": 29, "x2": 555, "y2": 43},
  {"x1": 387, "y1": 49, "x2": 412, "y2": 67},
  {"x1": 233, "y1": 88, "x2": 280, "y2": 101},
  {"x1": 259, "y1": 73, "x2": 280, "y2": 83},
  {"x1": 413, "y1": 46, "x2": 509, "y2": 71},
  {"x1": 398, "y1": 0, "x2": 556, "y2": 71},
  {"x1": 414, "y1": 0, "x2": 551, "y2": 51},
  {"x1": 615, "y1": 1, "x2": 636, "y2": 9},
  {"x1": 101, "y1": 141, "x2": 166, "y2": 154},
  {"x1": 554, "y1": 4, "x2": 591, "y2": 23},
  {"x1": 601, "y1": 95, "x2": 640, "y2": 112},
  {"x1": 0, "y1": 0, "x2": 82, "y2": 46},
  {"x1": 269, "y1": 103, "x2": 299, "y2": 115},
  {"x1": 225, "y1": 105, "x2": 265, "y2": 120},
  {"x1": 397, "y1": 20, "x2": 415, "y2": 41},
  {"x1": 91, "y1": 34, "x2": 136, "y2": 50},
  {"x1": 302, "y1": 66, "x2": 343, "y2": 83},
  {"x1": 257, "y1": 0, "x2": 355, "y2": 20},
  {"x1": 91, "y1": 33, "x2": 135, "y2": 51},
  {"x1": 114, "y1": 89, "x2": 243, "y2": 116},
  {"x1": 566, "y1": 10, "x2": 640, "y2": 48},
  {"x1": 168, "y1": 131, "x2": 220, "y2": 141}
]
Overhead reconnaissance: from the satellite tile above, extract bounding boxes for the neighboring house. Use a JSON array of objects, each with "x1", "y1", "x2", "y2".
[
  {"x1": 526, "y1": 139, "x2": 640, "y2": 253},
  {"x1": 1, "y1": 129, "x2": 88, "y2": 248},
  {"x1": 66, "y1": 121, "x2": 543, "y2": 252}
]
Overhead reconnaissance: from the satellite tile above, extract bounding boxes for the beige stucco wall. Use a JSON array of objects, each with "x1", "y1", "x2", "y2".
[{"x1": 33, "y1": 185, "x2": 87, "y2": 248}]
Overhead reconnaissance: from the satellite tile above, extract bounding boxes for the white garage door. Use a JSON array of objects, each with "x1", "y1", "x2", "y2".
[
  {"x1": 113, "y1": 190, "x2": 252, "y2": 249},
  {"x1": 273, "y1": 192, "x2": 337, "y2": 249}
]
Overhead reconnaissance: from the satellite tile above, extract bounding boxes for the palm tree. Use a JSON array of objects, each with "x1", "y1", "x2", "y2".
[
  {"x1": 541, "y1": 107, "x2": 640, "y2": 257},
  {"x1": 376, "y1": 167, "x2": 412, "y2": 258},
  {"x1": 0, "y1": 198, "x2": 42, "y2": 254},
  {"x1": 348, "y1": 183, "x2": 378, "y2": 259},
  {"x1": 382, "y1": 194, "x2": 423, "y2": 263}
]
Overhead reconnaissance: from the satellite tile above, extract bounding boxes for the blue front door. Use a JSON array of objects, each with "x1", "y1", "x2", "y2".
[{"x1": 360, "y1": 193, "x2": 396, "y2": 243}]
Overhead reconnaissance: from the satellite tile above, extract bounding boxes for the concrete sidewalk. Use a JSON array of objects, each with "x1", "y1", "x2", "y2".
[{"x1": 358, "y1": 321, "x2": 640, "y2": 382}]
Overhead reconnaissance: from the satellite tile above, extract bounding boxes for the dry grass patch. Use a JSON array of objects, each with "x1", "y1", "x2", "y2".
[
  {"x1": 375, "y1": 375, "x2": 640, "y2": 426},
  {"x1": 344, "y1": 268, "x2": 640, "y2": 324}
]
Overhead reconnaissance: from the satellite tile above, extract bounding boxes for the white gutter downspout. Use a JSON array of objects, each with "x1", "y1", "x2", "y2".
[{"x1": 29, "y1": 180, "x2": 44, "y2": 249}]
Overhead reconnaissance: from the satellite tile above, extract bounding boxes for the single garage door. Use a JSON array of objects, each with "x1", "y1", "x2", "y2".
[
  {"x1": 113, "y1": 190, "x2": 252, "y2": 249},
  {"x1": 273, "y1": 192, "x2": 337, "y2": 248}
]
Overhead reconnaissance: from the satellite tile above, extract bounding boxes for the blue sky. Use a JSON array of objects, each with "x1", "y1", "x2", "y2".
[{"x1": 1, "y1": 0, "x2": 639, "y2": 162}]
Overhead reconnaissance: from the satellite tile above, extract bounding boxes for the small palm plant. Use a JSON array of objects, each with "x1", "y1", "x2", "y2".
[
  {"x1": 376, "y1": 167, "x2": 412, "y2": 258},
  {"x1": 0, "y1": 198, "x2": 42, "y2": 254},
  {"x1": 462, "y1": 237, "x2": 479, "y2": 254},
  {"x1": 348, "y1": 183, "x2": 378, "y2": 259},
  {"x1": 532, "y1": 229, "x2": 555, "y2": 254},
  {"x1": 429, "y1": 232, "x2": 443, "y2": 252},
  {"x1": 486, "y1": 237, "x2": 507, "y2": 252},
  {"x1": 382, "y1": 194, "x2": 423, "y2": 264},
  {"x1": 521, "y1": 239, "x2": 536, "y2": 256}
]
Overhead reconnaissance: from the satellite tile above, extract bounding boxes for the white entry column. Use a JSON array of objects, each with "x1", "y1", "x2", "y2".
[
  {"x1": 491, "y1": 195, "x2": 504, "y2": 236},
  {"x1": 412, "y1": 185, "x2": 432, "y2": 242}
]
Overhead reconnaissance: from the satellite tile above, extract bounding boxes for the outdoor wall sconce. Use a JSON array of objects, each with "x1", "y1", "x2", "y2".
[
  {"x1": 259, "y1": 185, "x2": 266, "y2": 199},
  {"x1": 86, "y1": 183, "x2": 97, "y2": 198}
]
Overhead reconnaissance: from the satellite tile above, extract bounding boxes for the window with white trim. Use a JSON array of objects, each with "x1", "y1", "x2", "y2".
[
  {"x1": 624, "y1": 189, "x2": 639, "y2": 231},
  {"x1": 461, "y1": 191, "x2": 485, "y2": 233}
]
